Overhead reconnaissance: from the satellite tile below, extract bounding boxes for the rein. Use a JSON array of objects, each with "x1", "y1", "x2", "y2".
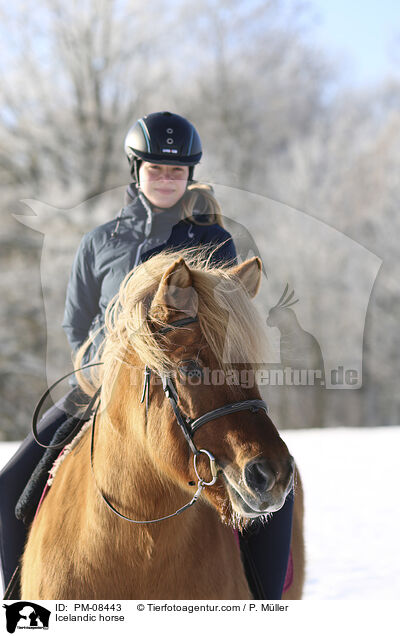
[
  {"x1": 89, "y1": 316, "x2": 220, "y2": 524},
  {"x1": 33, "y1": 316, "x2": 269, "y2": 525},
  {"x1": 31, "y1": 362, "x2": 103, "y2": 449},
  {"x1": 90, "y1": 402, "x2": 217, "y2": 524}
]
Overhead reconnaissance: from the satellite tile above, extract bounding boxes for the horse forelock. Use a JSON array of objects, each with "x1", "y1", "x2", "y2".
[{"x1": 75, "y1": 247, "x2": 269, "y2": 400}]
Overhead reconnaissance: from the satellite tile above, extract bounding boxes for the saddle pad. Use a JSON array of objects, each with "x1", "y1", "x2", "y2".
[
  {"x1": 15, "y1": 415, "x2": 90, "y2": 526},
  {"x1": 33, "y1": 421, "x2": 91, "y2": 522}
]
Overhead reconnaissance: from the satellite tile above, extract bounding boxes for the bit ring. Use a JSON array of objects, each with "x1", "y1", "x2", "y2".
[{"x1": 194, "y1": 449, "x2": 217, "y2": 486}]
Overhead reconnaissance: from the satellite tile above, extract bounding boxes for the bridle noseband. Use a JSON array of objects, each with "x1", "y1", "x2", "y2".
[{"x1": 142, "y1": 316, "x2": 268, "y2": 457}]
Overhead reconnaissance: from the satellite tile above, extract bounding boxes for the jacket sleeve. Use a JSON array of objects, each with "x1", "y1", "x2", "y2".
[{"x1": 62, "y1": 234, "x2": 101, "y2": 353}]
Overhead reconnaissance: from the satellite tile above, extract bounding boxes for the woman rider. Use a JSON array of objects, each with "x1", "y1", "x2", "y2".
[{"x1": 0, "y1": 111, "x2": 293, "y2": 600}]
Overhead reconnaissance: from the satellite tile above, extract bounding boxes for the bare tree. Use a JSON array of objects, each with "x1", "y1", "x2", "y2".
[
  {"x1": 0, "y1": 0, "x2": 173, "y2": 202},
  {"x1": 1, "y1": 0, "x2": 399, "y2": 437}
]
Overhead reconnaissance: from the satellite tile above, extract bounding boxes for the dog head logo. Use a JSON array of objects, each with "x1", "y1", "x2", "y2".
[{"x1": 3, "y1": 602, "x2": 50, "y2": 633}]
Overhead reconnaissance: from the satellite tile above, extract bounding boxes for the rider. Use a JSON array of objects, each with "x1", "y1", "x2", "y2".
[
  {"x1": 62, "y1": 112, "x2": 235, "y2": 363},
  {"x1": 0, "y1": 111, "x2": 293, "y2": 599}
]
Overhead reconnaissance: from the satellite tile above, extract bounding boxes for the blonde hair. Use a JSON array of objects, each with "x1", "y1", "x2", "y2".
[{"x1": 181, "y1": 183, "x2": 224, "y2": 227}]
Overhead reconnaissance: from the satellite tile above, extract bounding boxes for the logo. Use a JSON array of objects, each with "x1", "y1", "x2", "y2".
[
  {"x1": 14, "y1": 187, "x2": 381, "y2": 393},
  {"x1": 3, "y1": 603, "x2": 50, "y2": 633}
]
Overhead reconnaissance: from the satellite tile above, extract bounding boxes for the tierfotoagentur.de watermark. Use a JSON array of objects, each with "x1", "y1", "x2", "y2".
[
  {"x1": 13, "y1": 184, "x2": 381, "y2": 396},
  {"x1": 126, "y1": 364, "x2": 359, "y2": 389}
]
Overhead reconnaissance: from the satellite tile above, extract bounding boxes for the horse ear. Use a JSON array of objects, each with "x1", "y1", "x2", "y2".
[
  {"x1": 230, "y1": 257, "x2": 262, "y2": 298},
  {"x1": 150, "y1": 257, "x2": 198, "y2": 320}
]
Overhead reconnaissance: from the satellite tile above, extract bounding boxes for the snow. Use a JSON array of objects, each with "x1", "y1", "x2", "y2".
[
  {"x1": 281, "y1": 427, "x2": 400, "y2": 600},
  {"x1": 1, "y1": 428, "x2": 399, "y2": 601}
]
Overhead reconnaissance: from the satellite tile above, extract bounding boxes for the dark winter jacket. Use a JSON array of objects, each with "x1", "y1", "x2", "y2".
[{"x1": 62, "y1": 185, "x2": 237, "y2": 357}]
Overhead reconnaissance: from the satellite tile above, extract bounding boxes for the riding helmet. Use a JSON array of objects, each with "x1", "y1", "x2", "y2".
[{"x1": 124, "y1": 111, "x2": 202, "y2": 182}]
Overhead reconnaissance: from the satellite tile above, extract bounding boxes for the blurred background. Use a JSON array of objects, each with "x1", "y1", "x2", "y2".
[{"x1": 1, "y1": 0, "x2": 399, "y2": 439}]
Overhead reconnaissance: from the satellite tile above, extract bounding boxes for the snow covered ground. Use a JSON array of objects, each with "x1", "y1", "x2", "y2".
[
  {"x1": 1, "y1": 427, "x2": 399, "y2": 600},
  {"x1": 282, "y1": 427, "x2": 400, "y2": 600}
]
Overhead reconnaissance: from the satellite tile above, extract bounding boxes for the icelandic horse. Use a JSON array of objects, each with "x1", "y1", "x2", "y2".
[{"x1": 21, "y1": 249, "x2": 305, "y2": 599}]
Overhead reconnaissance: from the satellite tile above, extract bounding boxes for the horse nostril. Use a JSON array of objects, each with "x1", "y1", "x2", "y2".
[{"x1": 244, "y1": 460, "x2": 276, "y2": 494}]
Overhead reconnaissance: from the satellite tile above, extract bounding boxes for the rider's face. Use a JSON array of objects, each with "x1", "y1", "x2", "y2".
[{"x1": 139, "y1": 162, "x2": 189, "y2": 209}]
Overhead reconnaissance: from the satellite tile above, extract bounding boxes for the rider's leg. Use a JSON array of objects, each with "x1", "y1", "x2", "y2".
[
  {"x1": 240, "y1": 489, "x2": 294, "y2": 599},
  {"x1": 0, "y1": 390, "x2": 78, "y2": 592}
]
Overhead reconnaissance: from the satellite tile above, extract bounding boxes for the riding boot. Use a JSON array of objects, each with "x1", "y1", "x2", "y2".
[{"x1": 240, "y1": 489, "x2": 294, "y2": 599}]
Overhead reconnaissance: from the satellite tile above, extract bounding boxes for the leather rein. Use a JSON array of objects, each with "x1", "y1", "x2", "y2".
[{"x1": 32, "y1": 316, "x2": 268, "y2": 524}]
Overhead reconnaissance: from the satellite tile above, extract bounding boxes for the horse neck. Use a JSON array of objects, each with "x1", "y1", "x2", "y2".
[
  {"x1": 91, "y1": 365, "x2": 194, "y2": 526},
  {"x1": 89, "y1": 402, "x2": 216, "y2": 567}
]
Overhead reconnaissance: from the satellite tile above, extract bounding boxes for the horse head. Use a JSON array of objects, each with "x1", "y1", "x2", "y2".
[{"x1": 81, "y1": 249, "x2": 294, "y2": 529}]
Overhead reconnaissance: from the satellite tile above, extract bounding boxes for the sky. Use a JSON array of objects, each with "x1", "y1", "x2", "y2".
[{"x1": 308, "y1": 0, "x2": 400, "y2": 86}]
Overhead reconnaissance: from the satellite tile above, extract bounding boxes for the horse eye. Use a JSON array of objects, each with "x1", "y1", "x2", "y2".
[{"x1": 178, "y1": 359, "x2": 203, "y2": 382}]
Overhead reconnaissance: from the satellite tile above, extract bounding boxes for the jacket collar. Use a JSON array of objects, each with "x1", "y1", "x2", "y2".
[
  {"x1": 113, "y1": 184, "x2": 184, "y2": 237},
  {"x1": 124, "y1": 183, "x2": 183, "y2": 222}
]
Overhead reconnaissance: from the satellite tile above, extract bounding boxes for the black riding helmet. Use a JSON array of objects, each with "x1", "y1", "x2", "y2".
[{"x1": 124, "y1": 111, "x2": 202, "y2": 184}]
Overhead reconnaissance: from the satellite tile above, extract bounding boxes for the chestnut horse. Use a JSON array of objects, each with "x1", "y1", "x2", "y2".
[{"x1": 21, "y1": 250, "x2": 305, "y2": 599}]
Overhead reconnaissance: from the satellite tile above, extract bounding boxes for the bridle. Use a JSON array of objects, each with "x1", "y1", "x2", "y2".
[
  {"x1": 32, "y1": 316, "x2": 269, "y2": 525},
  {"x1": 90, "y1": 316, "x2": 269, "y2": 524}
]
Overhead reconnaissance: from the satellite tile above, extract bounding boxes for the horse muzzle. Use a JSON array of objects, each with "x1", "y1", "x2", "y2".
[{"x1": 222, "y1": 456, "x2": 294, "y2": 517}]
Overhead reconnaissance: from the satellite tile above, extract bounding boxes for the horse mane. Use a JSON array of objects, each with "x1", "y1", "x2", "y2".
[{"x1": 75, "y1": 246, "x2": 269, "y2": 398}]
